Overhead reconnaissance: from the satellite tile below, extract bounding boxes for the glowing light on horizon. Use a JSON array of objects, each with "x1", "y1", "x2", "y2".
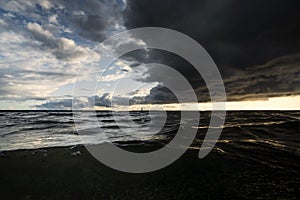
[{"x1": 101, "y1": 95, "x2": 300, "y2": 111}]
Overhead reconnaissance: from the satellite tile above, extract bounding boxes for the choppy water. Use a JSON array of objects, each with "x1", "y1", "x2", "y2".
[
  {"x1": 1, "y1": 110, "x2": 299, "y2": 199},
  {"x1": 0, "y1": 111, "x2": 299, "y2": 161},
  {"x1": 0, "y1": 111, "x2": 173, "y2": 150}
]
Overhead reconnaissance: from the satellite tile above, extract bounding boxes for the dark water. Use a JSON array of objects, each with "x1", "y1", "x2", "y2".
[
  {"x1": 0, "y1": 111, "x2": 299, "y2": 168},
  {"x1": 0, "y1": 110, "x2": 179, "y2": 150},
  {"x1": 0, "y1": 111, "x2": 299, "y2": 198}
]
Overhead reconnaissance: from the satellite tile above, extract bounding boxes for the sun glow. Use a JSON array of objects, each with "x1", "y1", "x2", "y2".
[{"x1": 105, "y1": 95, "x2": 300, "y2": 111}]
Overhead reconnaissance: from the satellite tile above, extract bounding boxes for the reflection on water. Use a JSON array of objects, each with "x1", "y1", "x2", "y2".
[
  {"x1": 0, "y1": 111, "x2": 299, "y2": 170},
  {"x1": 0, "y1": 110, "x2": 299, "y2": 199},
  {"x1": 0, "y1": 111, "x2": 179, "y2": 150}
]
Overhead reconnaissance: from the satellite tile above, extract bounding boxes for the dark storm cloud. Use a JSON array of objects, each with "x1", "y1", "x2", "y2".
[
  {"x1": 132, "y1": 51, "x2": 300, "y2": 102},
  {"x1": 222, "y1": 53, "x2": 300, "y2": 101},
  {"x1": 125, "y1": 0, "x2": 300, "y2": 68},
  {"x1": 144, "y1": 84, "x2": 177, "y2": 104},
  {"x1": 129, "y1": 85, "x2": 178, "y2": 105},
  {"x1": 123, "y1": 0, "x2": 300, "y2": 102}
]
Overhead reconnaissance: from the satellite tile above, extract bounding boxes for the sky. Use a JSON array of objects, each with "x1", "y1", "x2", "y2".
[{"x1": 0, "y1": 0, "x2": 299, "y2": 110}]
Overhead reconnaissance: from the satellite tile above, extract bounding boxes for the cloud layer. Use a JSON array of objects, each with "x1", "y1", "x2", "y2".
[
  {"x1": 121, "y1": 0, "x2": 300, "y2": 102},
  {"x1": 0, "y1": 0, "x2": 300, "y2": 109},
  {"x1": 0, "y1": 0, "x2": 126, "y2": 107}
]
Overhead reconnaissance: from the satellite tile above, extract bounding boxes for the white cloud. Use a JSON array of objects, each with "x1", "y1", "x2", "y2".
[
  {"x1": 36, "y1": 0, "x2": 53, "y2": 10},
  {"x1": 48, "y1": 15, "x2": 58, "y2": 24},
  {"x1": 27, "y1": 22, "x2": 55, "y2": 41},
  {"x1": 0, "y1": 28, "x2": 100, "y2": 100},
  {"x1": 115, "y1": 60, "x2": 132, "y2": 72},
  {"x1": 100, "y1": 71, "x2": 128, "y2": 82},
  {"x1": 2, "y1": 0, "x2": 53, "y2": 12},
  {"x1": 0, "y1": 19, "x2": 7, "y2": 27},
  {"x1": 27, "y1": 22, "x2": 101, "y2": 63},
  {"x1": 1, "y1": 1, "x2": 27, "y2": 12}
]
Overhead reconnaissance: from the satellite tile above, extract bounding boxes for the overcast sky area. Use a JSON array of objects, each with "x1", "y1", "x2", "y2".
[{"x1": 0, "y1": 0, "x2": 299, "y2": 110}]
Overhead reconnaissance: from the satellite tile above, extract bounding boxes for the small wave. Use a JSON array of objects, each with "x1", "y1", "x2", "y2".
[
  {"x1": 192, "y1": 120, "x2": 289, "y2": 129},
  {"x1": 0, "y1": 130, "x2": 19, "y2": 137},
  {"x1": 101, "y1": 125, "x2": 130, "y2": 129},
  {"x1": 95, "y1": 114, "x2": 113, "y2": 117},
  {"x1": 48, "y1": 112, "x2": 73, "y2": 117},
  {"x1": 100, "y1": 119, "x2": 115, "y2": 123},
  {"x1": 32, "y1": 120, "x2": 74, "y2": 124}
]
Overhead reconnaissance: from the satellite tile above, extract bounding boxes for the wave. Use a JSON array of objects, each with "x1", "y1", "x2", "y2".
[{"x1": 0, "y1": 111, "x2": 299, "y2": 157}]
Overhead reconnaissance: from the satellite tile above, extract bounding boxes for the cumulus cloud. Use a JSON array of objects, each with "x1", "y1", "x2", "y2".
[
  {"x1": 27, "y1": 22, "x2": 99, "y2": 62},
  {"x1": 89, "y1": 93, "x2": 132, "y2": 107},
  {"x1": 35, "y1": 99, "x2": 73, "y2": 110},
  {"x1": 36, "y1": 0, "x2": 53, "y2": 10},
  {"x1": 35, "y1": 93, "x2": 132, "y2": 110},
  {"x1": 89, "y1": 93, "x2": 112, "y2": 107}
]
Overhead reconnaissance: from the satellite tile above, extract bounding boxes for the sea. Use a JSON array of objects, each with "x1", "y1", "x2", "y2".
[
  {"x1": 0, "y1": 111, "x2": 299, "y2": 168},
  {"x1": 0, "y1": 110, "x2": 299, "y2": 198}
]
